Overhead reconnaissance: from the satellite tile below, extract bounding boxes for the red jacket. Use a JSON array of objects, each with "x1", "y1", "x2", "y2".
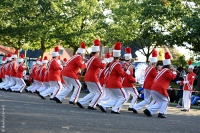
[
  {"x1": 48, "y1": 59, "x2": 62, "y2": 81},
  {"x1": 39, "y1": 65, "x2": 47, "y2": 82},
  {"x1": 10, "y1": 61, "x2": 17, "y2": 77},
  {"x1": 61, "y1": 55, "x2": 83, "y2": 79},
  {"x1": 181, "y1": 72, "x2": 196, "y2": 91},
  {"x1": 16, "y1": 64, "x2": 26, "y2": 78},
  {"x1": 99, "y1": 68, "x2": 106, "y2": 86},
  {"x1": 122, "y1": 69, "x2": 137, "y2": 88},
  {"x1": 143, "y1": 66, "x2": 157, "y2": 89},
  {"x1": 34, "y1": 66, "x2": 42, "y2": 81},
  {"x1": 151, "y1": 68, "x2": 176, "y2": 97},
  {"x1": 43, "y1": 70, "x2": 49, "y2": 82},
  {"x1": 106, "y1": 62, "x2": 127, "y2": 89},
  {"x1": 5, "y1": 63, "x2": 11, "y2": 76},
  {"x1": 84, "y1": 56, "x2": 106, "y2": 82},
  {"x1": 0, "y1": 65, "x2": 4, "y2": 78}
]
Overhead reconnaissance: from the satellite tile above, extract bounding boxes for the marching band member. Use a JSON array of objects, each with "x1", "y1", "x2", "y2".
[
  {"x1": 77, "y1": 39, "x2": 106, "y2": 110},
  {"x1": 99, "y1": 42, "x2": 130, "y2": 114},
  {"x1": 25, "y1": 59, "x2": 40, "y2": 92},
  {"x1": 2, "y1": 53, "x2": 12, "y2": 90},
  {"x1": 36, "y1": 56, "x2": 49, "y2": 93},
  {"x1": 144, "y1": 52, "x2": 177, "y2": 118},
  {"x1": 97, "y1": 53, "x2": 112, "y2": 105},
  {"x1": 54, "y1": 42, "x2": 86, "y2": 104},
  {"x1": 28, "y1": 58, "x2": 43, "y2": 93},
  {"x1": 12, "y1": 54, "x2": 26, "y2": 92},
  {"x1": 4, "y1": 51, "x2": 18, "y2": 91},
  {"x1": 122, "y1": 47, "x2": 138, "y2": 111},
  {"x1": 0, "y1": 57, "x2": 6, "y2": 88},
  {"x1": 132, "y1": 49, "x2": 158, "y2": 113},
  {"x1": 39, "y1": 46, "x2": 63, "y2": 100},
  {"x1": 177, "y1": 60, "x2": 196, "y2": 112}
]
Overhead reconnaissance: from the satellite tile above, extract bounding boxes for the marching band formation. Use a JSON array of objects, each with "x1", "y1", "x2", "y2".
[{"x1": 0, "y1": 39, "x2": 196, "y2": 118}]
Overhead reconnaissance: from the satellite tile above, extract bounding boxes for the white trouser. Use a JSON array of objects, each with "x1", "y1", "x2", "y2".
[
  {"x1": 98, "y1": 86, "x2": 112, "y2": 105},
  {"x1": 56, "y1": 76, "x2": 81, "y2": 102},
  {"x1": 124, "y1": 87, "x2": 139, "y2": 108},
  {"x1": 147, "y1": 90, "x2": 169, "y2": 115},
  {"x1": 0, "y1": 78, "x2": 5, "y2": 88},
  {"x1": 26, "y1": 80, "x2": 37, "y2": 91},
  {"x1": 13, "y1": 78, "x2": 26, "y2": 92},
  {"x1": 134, "y1": 89, "x2": 152, "y2": 110},
  {"x1": 41, "y1": 81, "x2": 62, "y2": 98},
  {"x1": 0, "y1": 75, "x2": 10, "y2": 88},
  {"x1": 11, "y1": 78, "x2": 21, "y2": 90},
  {"x1": 37, "y1": 82, "x2": 49, "y2": 92},
  {"x1": 79, "y1": 82, "x2": 102, "y2": 108},
  {"x1": 183, "y1": 90, "x2": 192, "y2": 110},
  {"x1": 101, "y1": 88, "x2": 127, "y2": 112},
  {"x1": 28, "y1": 80, "x2": 41, "y2": 92},
  {"x1": 4, "y1": 76, "x2": 16, "y2": 89}
]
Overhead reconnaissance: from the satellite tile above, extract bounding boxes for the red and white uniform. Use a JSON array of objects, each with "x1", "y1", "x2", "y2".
[
  {"x1": 56, "y1": 54, "x2": 83, "y2": 103},
  {"x1": 133, "y1": 66, "x2": 157, "y2": 111},
  {"x1": 0, "y1": 64, "x2": 6, "y2": 88},
  {"x1": 147, "y1": 68, "x2": 176, "y2": 115},
  {"x1": 12, "y1": 64, "x2": 26, "y2": 92},
  {"x1": 40, "y1": 59, "x2": 62, "y2": 99},
  {"x1": 122, "y1": 63, "x2": 138, "y2": 109},
  {"x1": 37, "y1": 65, "x2": 48, "y2": 93},
  {"x1": 1, "y1": 62, "x2": 11, "y2": 89},
  {"x1": 97, "y1": 67, "x2": 112, "y2": 105},
  {"x1": 26, "y1": 64, "x2": 38, "y2": 91},
  {"x1": 100, "y1": 61, "x2": 128, "y2": 113},
  {"x1": 5, "y1": 60, "x2": 17, "y2": 89},
  {"x1": 78, "y1": 56, "x2": 106, "y2": 108},
  {"x1": 181, "y1": 72, "x2": 196, "y2": 110},
  {"x1": 28, "y1": 65, "x2": 43, "y2": 92}
]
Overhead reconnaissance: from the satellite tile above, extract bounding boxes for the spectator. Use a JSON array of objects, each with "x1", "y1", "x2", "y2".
[{"x1": 191, "y1": 91, "x2": 200, "y2": 105}]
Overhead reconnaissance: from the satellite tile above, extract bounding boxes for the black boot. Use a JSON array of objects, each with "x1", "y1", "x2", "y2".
[{"x1": 158, "y1": 113, "x2": 167, "y2": 118}]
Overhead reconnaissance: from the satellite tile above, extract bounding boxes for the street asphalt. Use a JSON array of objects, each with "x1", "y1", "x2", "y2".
[{"x1": 0, "y1": 90, "x2": 199, "y2": 133}]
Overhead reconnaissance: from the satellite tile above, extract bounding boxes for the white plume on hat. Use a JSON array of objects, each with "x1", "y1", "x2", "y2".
[{"x1": 91, "y1": 39, "x2": 100, "y2": 52}]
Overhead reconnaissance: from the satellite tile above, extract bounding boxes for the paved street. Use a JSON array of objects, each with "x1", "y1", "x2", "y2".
[{"x1": 0, "y1": 90, "x2": 199, "y2": 133}]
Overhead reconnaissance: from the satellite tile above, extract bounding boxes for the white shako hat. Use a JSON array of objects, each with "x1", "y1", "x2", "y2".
[
  {"x1": 52, "y1": 46, "x2": 59, "y2": 57},
  {"x1": 163, "y1": 52, "x2": 171, "y2": 65},
  {"x1": 105, "y1": 52, "x2": 111, "y2": 63},
  {"x1": 77, "y1": 42, "x2": 86, "y2": 54},
  {"x1": 12, "y1": 51, "x2": 18, "y2": 58},
  {"x1": 149, "y1": 49, "x2": 158, "y2": 63},
  {"x1": 124, "y1": 47, "x2": 132, "y2": 60},
  {"x1": 18, "y1": 54, "x2": 25, "y2": 62},
  {"x1": 188, "y1": 60, "x2": 194, "y2": 69},
  {"x1": 91, "y1": 39, "x2": 100, "y2": 52},
  {"x1": 7, "y1": 53, "x2": 12, "y2": 61},
  {"x1": 1, "y1": 57, "x2": 6, "y2": 64},
  {"x1": 113, "y1": 42, "x2": 122, "y2": 57},
  {"x1": 43, "y1": 56, "x2": 48, "y2": 64}
]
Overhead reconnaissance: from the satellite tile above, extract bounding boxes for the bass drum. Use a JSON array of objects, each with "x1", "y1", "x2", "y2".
[{"x1": 134, "y1": 63, "x2": 148, "y2": 85}]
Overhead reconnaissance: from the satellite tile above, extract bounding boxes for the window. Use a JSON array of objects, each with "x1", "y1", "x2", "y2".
[{"x1": 59, "y1": 49, "x2": 63, "y2": 55}]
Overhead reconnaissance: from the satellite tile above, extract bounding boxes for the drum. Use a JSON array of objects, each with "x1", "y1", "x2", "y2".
[{"x1": 135, "y1": 63, "x2": 148, "y2": 84}]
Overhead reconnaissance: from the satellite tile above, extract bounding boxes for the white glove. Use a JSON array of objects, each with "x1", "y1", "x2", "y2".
[
  {"x1": 183, "y1": 81, "x2": 189, "y2": 84},
  {"x1": 172, "y1": 71, "x2": 177, "y2": 75},
  {"x1": 126, "y1": 70, "x2": 130, "y2": 75},
  {"x1": 60, "y1": 65, "x2": 63, "y2": 70},
  {"x1": 135, "y1": 78, "x2": 138, "y2": 83},
  {"x1": 101, "y1": 60, "x2": 106, "y2": 64},
  {"x1": 176, "y1": 81, "x2": 181, "y2": 84}
]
